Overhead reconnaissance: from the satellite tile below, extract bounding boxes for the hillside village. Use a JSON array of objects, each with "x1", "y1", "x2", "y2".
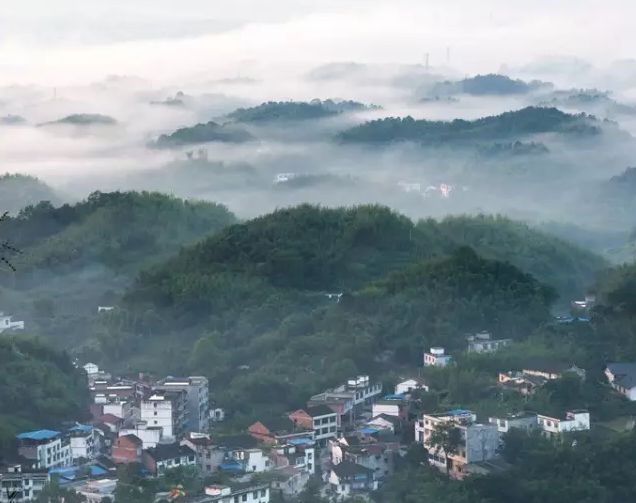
[{"x1": 3, "y1": 301, "x2": 636, "y2": 503}]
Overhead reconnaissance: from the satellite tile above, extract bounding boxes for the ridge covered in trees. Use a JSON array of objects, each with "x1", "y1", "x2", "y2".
[{"x1": 337, "y1": 107, "x2": 600, "y2": 144}]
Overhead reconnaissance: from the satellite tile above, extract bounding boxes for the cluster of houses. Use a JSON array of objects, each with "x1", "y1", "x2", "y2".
[{"x1": 4, "y1": 324, "x2": 636, "y2": 502}]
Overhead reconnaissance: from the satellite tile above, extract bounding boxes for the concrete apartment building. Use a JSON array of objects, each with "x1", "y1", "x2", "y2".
[
  {"x1": 415, "y1": 409, "x2": 499, "y2": 479},
  {"x1": 16, "y1": 430, "x2": 72, "y2": 470},
  {"x1": 0, "y1": 464, "x2": 49, "y2": 502},
  {"x1": 154, "y1": 376, "x2": 210, "y2": 433},
  {"x1": 140, "y1": 390, "x2": 187, "y2": 441}
]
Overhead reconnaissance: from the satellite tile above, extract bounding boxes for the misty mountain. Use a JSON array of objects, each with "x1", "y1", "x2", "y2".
[
  {"x1": 0, "y1": 114, "x2": 26, "y2": 125},
  {"x1": 430, "y1": 73, "x2": 552, "y2": 97},
  {"x1": 338, "y1": 106, "x2": 600, "y2": 144},
  {"x1": 5, "y1": 191, "x2": 236, "y2": 275},
  {"x1": 0, "y1": 173, "x2": 60, "y2": 214},
  {"x1": 539, "y1": 89, "x2": 636, "y2": 117},
  {"x1": 39, "y1": 113, "x2": 118, "y2": 126},
  {"x1": 153, "y1": 121, "x2": 255, "y2": 147},
  {"x1": 226, "y1": 99, "x2": 376, "y2": 123},
  {"x1": 128, "y1": 205, "x2": 603, "y2": 317}
]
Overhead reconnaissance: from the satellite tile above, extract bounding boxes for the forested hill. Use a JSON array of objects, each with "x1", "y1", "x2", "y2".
[
  {"x1": 4, "y1": 191, "x2": 236, "y2": 275},
  {"x1": 337, "y1": 106, "x2": 600, "y2": 144},
  {"x1": 0, "y1": 336, "x2": 89, "y2": 454},
  {"x1": 128, "y1": 206, "x2": 604, "y2": 314},
  {"x1": 226, "y1": 99, "x2": 374, "y2": 123},
  {"x1": 118, "y1": 207, "x2": 592, "y2": 418},
  {"x1": 0, "y1": 173, "x2": 59, "y2": 214}
]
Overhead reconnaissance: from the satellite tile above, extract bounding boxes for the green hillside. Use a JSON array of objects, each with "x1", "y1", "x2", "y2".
[
  {"x1": 117, "y1": 205, "x2": 605, "y2": 419},
  {"x1": 6, "y1": 191, "x2": 236, "y2": 274},
  {"x1": 0, "y1": 336, "x2": 89, "y2": 456},
  {"x1": 338, "y1": 107, "x2": 600, "y2": 144}
]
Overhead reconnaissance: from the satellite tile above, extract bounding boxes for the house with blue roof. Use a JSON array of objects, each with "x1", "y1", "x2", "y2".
[
  {"x1": 16, "y1": 430, "x2": 72, "y2": 470},
  {"x1": 606, "y1": 362, "x2": 636, "y2": 401}
]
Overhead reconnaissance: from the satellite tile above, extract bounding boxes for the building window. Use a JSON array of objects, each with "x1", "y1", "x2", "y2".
[
  {"x1": 241, "y1": 494, "x2": 247, "y2": 502},
  {"x1": 253, "y1": 491, "x2": 258, "y2": 498},
  {"x1": 261, "y1": 489, "x2": 266, "y2": 497}
]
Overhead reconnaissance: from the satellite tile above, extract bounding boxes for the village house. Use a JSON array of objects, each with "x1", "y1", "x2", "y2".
[
  {"x1": 269, "y1": 442, "x2": 315, "y2": 475},
  {"x1": 488, "y1": 412, "x2": 538, "y2": 434},
  {"x1": 111, "y1": 434, "x2": 143, "y2": 464},
  {"x1": 394, "y1": 377, "x2": 429, "y2": 395},
  {"x1": 289, "y1": 405, "x2": 338, "y2": 445},
  {"x1": 605, "y1": 362, "x2": 636, "y2": 400},
  {"x1": 119, "y1": 422, "x2": 163, "y2": 449},
  {"x1": 536, "y1": 410, "x2": 590, "y2": 437},
  {"x1": 371, "y1": 395, "x2": 409, "y2": 422},
  {"x1": 75, "y1": 479, "x2": 117, "y2": 503},
  {"x1": 140, "y1": 390, "x2": 187, "y2": 441},
  {"x1": 423, "y1": 347, "x2": 453, "y2": 367},
  {"x1": 309, "y1": 376, "x2": 382, "y2": 427},
  {"x1": 16, "y1": 430, "x2": 72, "y2": 470},
  {"x1": 498, "y1": 371, "x2": 546, "y2": 395},
  {"x1": 180, "y1": 433, "x2": 222, "y2": 474},
  {"x1": 466, "y1": 332, "x2": 511, "y2": 353},
  {"x1": 153, "y1": 376, "x2": 210, "y2": 433},
  {"x1": 198, "y1": 484, "x2": 270, "y2": 503},
  {"x1": 142, "y1": 443, "x2": 196, "y2": 475},
  {"x1": 415, "y1": 410, "x2": 499, "y2": 479},
  {"x1": 330, "y1": 436, "x2": 399, "y2": 485},
  {"x1": 0, "y1": 312, "x2": 24, "y2": 333},
  {"x1": 270, "y1": 466, "x2": 310, "y2": 497},
  {"x1": 67, "y1": 424, "x2": 98, "y2": 461},
  {"x1": 366, "y1": 414, "x2": 400, "y2": 434},
  {"x1": 248, "y1": 418, "x2": 313, "y2": 445},
  {"x1": 522, "y1": 361, "x2": 586, "y2": 381},
  {"x1": 96, "y1": 413, "x2": 124, "y2": 434},
  {"x1": 0, "y1": 463, "x2": 48, "y2": 502},
  {"x1": 328, "y1": 460, "x2": 377, "y2": 500}
]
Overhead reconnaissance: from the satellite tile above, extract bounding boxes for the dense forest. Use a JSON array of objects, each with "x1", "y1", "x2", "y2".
[
  {"x1": 337, "y1": 107, "x2": 600, "y2": 144},
  {"x1": 0, "y1": 336, "x2": 89, "y2": 455},
  {"x1": 431, "y1": 73, "x2": 550, "y2": 96},
  {"x1": 154, "y1": 121, "x2": 254, "y2": 147},
  {"x1": 225, "y1": 100, "x2": 374, "y2": 123},
  {"x1": 39, "y1": 114, "x2": 117, "y2": 127}
]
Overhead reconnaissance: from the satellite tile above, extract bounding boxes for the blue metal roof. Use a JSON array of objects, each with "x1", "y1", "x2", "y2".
[
  {"x1": 359, "y1": 427, "x2": 379, "y2": 434},
  {"x1": 219, "y1": 462, "x2": 242, "y2": 471},
  {"x1": 447, "y1": 409, "x2": 472, "y2": 417},
  {"x1": 16, "y1": 430, "x2": 60, "y2": 441},
  {"x1": 288, "y1": 437, "x2": 314, "y2": 446},
  {"x1": 90, "y1": 465, "x2": 108, "y2": 476},
  {"x1": 383, "y1": 393, "x2": 405, "y2": 400},
  {"x1": 69, "y1": 424, "x2": 93, "y2": 433}
]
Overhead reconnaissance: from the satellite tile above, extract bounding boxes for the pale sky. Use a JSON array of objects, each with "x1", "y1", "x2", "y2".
[{"x1": 0, "y1": 0, "x2": 634, "y2": 85}]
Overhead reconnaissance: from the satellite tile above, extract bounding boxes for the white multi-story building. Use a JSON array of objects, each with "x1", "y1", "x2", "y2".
[
  {"x1": 0, "y1": 464, "x2": 49, "y2": 502},
  {"x1": 537, "y1": 410, "x2": 590, "y2": 436},
  {"x1": 154, "y1": 376, "x2": 209, "y2": 433},
  {"x1": 16, "y1": 430, "x2": 71, "y2": 469},
  {"x1": 140, "y1": 390, "x2": 186, "y2": 441},
  {"x1": 423, "y1": 347, "x2": 453, "y2": 367},
  {"x1": 67, "y1": 424, "x2": 98, "y2": 461},
  {"x1": 0, "y1": 312, "x2": 24, "y2": 333},
  {"x1": 416, "y1": 410, "x2": 499, "y2": 479}
]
